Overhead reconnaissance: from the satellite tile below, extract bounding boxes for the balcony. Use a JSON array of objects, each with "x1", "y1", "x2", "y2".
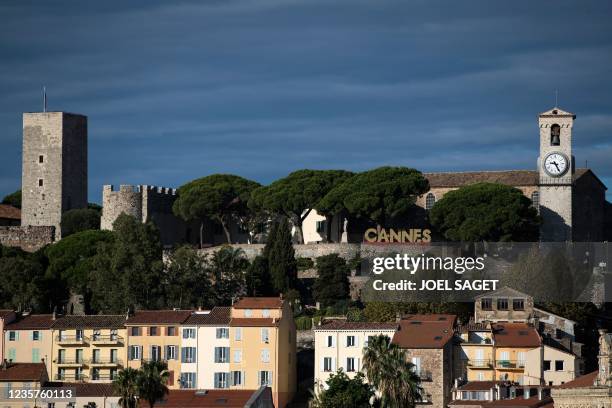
[
  {"x1": 89, "y1": 358, "x2": 123, "y2": 367},
  {"x1": 414, "y1": 370, "x2": 433, "y2": 381},
  {"x1": 90, "y1": 335, "x2": 124, "y2": 345},
  {"x1": 56, "y1": 358, "x2": 87, "y2": 367},
  {"x1": 468, "y1": 359, "x2": 493, "y2": 369},
  {"x1": 91, "y1": 373, "x2": 119, "y2": 382},
  {"x1": 495, "y1": 360, "x2": 525, "y2": 370},
  {"x1": 55, "y1": 373, "x2": 88, "y2": 381},
  {"x1": 56, "y1": 335, "x2": 88, "y2": 345}
]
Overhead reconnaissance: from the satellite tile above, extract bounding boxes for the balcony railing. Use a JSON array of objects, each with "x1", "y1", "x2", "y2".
[
  {"x1": 56, "y1": 335, "x2": 88, "y2": 344},
  {"x1": 90, "y1": 358, "x2": 123, "y2": 366},
  {"x1": 90, "y1": 335, "x2": 124, "y2": 344},
  {"x1": 56, "y1": 358, "x2": 87, "y2": 365},
  {"x1": 91, "y1": 373, "x2": 119, "y2": 381},
  {"x1": 495, "y1": 360, "x2": 525, "y2": 369},
  {"x1": 55, "y1": 373, "x2": 87, "y2": 381},
  {"x1": 468, "y1": 359, "x2": 493, "y2": 368}
]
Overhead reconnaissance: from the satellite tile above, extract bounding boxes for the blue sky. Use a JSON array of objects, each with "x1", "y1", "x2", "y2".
[{"x1": 1, "y1": 0, "x2": 611, "y2": 203}]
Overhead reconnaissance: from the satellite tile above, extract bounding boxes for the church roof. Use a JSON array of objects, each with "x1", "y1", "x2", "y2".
[
  {"x1": 474, "y1": 286, "x2": 532, "y2": 300},
  {"x1": 0, "y1": 204, "x2": 20, "y2": 220},
  {"x1": 539, "y1": 107, "x2": 576, "y2": 118}
]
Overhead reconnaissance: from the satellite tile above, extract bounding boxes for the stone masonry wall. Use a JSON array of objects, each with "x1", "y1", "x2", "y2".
[
  {"x1": 0, "y1": 226, "x2": 55, "y2": 252},
  {"x1": 101, "y1": 185, "x2": 143, "y2": 230}
]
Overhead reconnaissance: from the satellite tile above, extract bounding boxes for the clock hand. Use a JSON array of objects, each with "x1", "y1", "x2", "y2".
[{"x1": 552, "y1": 161, "x2": 560, "y2": 172}]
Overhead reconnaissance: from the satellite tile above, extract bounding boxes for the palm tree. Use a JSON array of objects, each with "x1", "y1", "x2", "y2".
[
  {"x1": 362, "y1": 334, "x2": 423, "y2": 408},
  {"x1": 113, "y1": 368, "x2": 139, "y2": 408},
  {"x1": 136, "y1": 360, "x2": 170, "y2": 408}
]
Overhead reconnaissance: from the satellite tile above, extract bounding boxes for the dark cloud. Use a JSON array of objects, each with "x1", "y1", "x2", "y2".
[{"x1": 1, "y1": 0, "x2": 611, "y2": 202}]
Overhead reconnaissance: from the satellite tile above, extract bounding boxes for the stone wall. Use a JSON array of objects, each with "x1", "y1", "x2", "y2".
[
  {"x1": 0, "y1": 226, "x2": 55, "y2": 252},
  {"x1": 402, "y1": 347, "x2": 453, "y2": 408},
  {"x1": 101, "y1": 185, "x2": 143, "y2": 229}
]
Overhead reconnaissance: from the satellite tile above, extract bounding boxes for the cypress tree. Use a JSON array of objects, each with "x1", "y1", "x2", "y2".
[{"x1": 267, "y1": 218, "x2": 297, "y2": 293}]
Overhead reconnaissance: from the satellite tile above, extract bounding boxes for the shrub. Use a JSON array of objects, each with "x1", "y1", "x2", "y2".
[
  {"x1": 295, "y1": 316, "x2": 312, "y2": 330},
  {"x1": 296, "y1": 257, "x2": 315, "y2": 270}
]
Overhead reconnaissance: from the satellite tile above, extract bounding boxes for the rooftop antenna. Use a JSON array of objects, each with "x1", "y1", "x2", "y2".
[{"x1": 43, "y1": 86, "x2": 47, "y2": 112}]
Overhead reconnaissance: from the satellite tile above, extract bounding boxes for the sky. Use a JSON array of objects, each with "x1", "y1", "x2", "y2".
[{"x1": 1, "y1": 0, "x2": 612, "y2": 203}]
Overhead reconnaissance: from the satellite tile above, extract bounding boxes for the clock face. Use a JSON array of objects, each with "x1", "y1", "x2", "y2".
[{"x1": 543, "y1": 152, "x2": 569, "y2": 177}]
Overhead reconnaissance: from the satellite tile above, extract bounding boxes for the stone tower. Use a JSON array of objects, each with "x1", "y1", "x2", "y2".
[
  {"x1": 597, "y1": 329, "x2": 611, "y2": 386},
  {"x1": 537, "y1": 107, "x2": 575, "y2": 241},
  {"x1": 21, "y1": 112, "x2": 88, "y2": 239}
]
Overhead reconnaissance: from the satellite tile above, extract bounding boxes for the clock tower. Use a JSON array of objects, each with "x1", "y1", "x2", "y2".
[{"x1": 537, "y1": 107, "x2": 575, "y2": 241}]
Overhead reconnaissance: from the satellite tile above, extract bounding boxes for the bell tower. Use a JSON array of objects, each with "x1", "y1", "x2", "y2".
[{"x1": 537, "y1": 107, "x2": 575, "y2": 242}]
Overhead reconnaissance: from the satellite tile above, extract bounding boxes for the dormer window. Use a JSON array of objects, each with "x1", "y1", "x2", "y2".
[{"x1": 550, "y1": 124, "x2": 560, "y2": 146}]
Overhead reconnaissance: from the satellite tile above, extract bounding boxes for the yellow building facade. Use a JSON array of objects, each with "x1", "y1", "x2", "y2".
[{"x1": 4, "y1": 314, "x2": 55, "y2": 374}]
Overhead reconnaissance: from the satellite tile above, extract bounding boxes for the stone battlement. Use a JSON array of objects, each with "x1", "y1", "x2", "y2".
[{"x1": 103, "y1": 184, "x2": 177, "y2": 195}]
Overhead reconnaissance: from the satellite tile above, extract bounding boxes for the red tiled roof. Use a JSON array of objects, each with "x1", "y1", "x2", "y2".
[
  {"x1": 424, "y1": 168, "x2": 592, "y2": 188},
  {"x1": 0, "y1": 310, "x2": 15, "y2": 321},
  {"x1": 392, "y1": 314, "x2": 456, "y2": 349},
  {"x1": 0, "y1": 204, "x2": 20, "y2": 220},
  {"x1": 126, "y1": 310, "x2": 192, "y2": 325},
  {"x1": 5, "y1": 314, "x2": 56, "y2": 330},
  {"x1": 314, "y1": 320, "x2": 398, "y2": 331},
  {"x1": 139, "y1": 389, "x2": 264, "y2": 407},
  {"x1": 229, "y1": 318, "x2": 280, "y2": 327},
  {"x1": 482, "y1": 396, "x2": 553, "y2": 407},
  {"x1": 457, "y1": 381, "x2": 506, "y2": 391},
  {"x1": 556, "y1": 370, "x2": 597, "y2": 389},
  {"x1": 184, "y1": 307, "x2": 231, "y2": 326},
  {"x1": 51, "y1": 315, "x2": 126, "y2": 329},
  {"x1": 233, "y1": 297, "x2": 284, "y2": 309},
  {"x1": 492, "y1": 323, "x2": 541, "y2": 348},
  {"x1": 0, "y1": 363, "x2": 46, "y2": 382},
  {"x1": 46, "y1": 382, "x2": 117, "y2": 396}
]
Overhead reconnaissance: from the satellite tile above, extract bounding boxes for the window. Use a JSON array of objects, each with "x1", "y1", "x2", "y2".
[
  {"x1": 323, "y1": 357, "x2": 333, "y2": 372},
  {"x1": 262, "y1": 309, "x2": 270, "y2": 318},
  {"x1": 531, "y1": 191, "x2": 539, "y2": 212},
  {"x1": 216, "y1": 328, "x2": 229, "y2": 339},
  {"x1": 183, "y1": 328, "x2": 196, "y2": 339},
  {"x1": 365, "y1": 336, "x2": 375, "y2": 347},
  {"x1": 149, "y1": 327, "x2": 158, "y2": 336},
  {"x1": 130, "y1": 327, "x2": 141, "y2": 336},
  {"x1": 165, "y1": 345, "x2": 177, "y2": 360},
  {"x1": 481, "y1": 298, "x2": 492, "y2": 310},
  {"x1": 233, "y1": 350, "x2": 242, "y2": 363},
  {"x1": 150, "y1": 345, "x2": 162, "y2": 361},
  {"x1": 261, "y1": 328, "x2": 269, "y2": 343},
  {"x1": 543, "y1": 360, "x2": 551, "y2": 371},
  {"x1": 259, "y1": 370, "x2": 272, "y2": 386},
  {"x1": 181, "y1": 347, "x2": 196, "y2": 363},
  {"x1": 32, "y1": 348, "x2": 40, "y2": 363},
  {"x1": 326, "y1": 335, "x2": 335, "y2": 348},
  {"x1": 244, "y1": 309, "x2": 253, "y2": 318},
  {"x1": 231, "y1": 371, "x2": 243, "y2": 386},
  {"x1": 346, "y1": 357, "x2": 356, "y2": 372},
  {"x1": 214, "y1": 347, "x2": 229, "y2": 363},
  {"x1": 513, "y1": 299, "x2": 525, "y2": 310},
  {"x1": 234, "y1": 328, "x2": 242, "y2": 341},
  {"x1": 346, "y1": 335, "x2": 356, "y2": 347},
  {"x1": 76, "y1": 329, "x2": 84, "y2": 340},
  {"x1": 8, "y1": 331, "x2": 17, "y2": 341},
  {"x1": 316, "y1": 220, "x2": 326, "y2": 233},
  {"x1": 128, "y1": 345, "x2": 142, "y2": 360},
  {"x1": 38, "y1": 179, "x2": 43, "y2": 187},
  {"x1": 111, "y1": 349, "x2": 118, "y2": 363},
  {"x1": 551, "y1": 124, "x2": 561, "y2": 146},
  {"x1": 110, "y1": 329, "x2": 118, "y2": 341},
  {"x1": 32, "y1": 331, "x2": 40, "y2": 341},
  {"x1": 497, "y1": 298, "x2": 508, "y2": 310},
  {"x1": 92, "y1": 330, "x2": 100, "y2": 341},
  {"x1": 261, "y1": 349, "x2": 270, "y2": 363},
  {"x1": 167, "y1": 326, "x2": 177, "y2": 336},
  {"x1": 180, "y1": 372, "x2": 196, "y2": 389},
  {"x1": 425, "y1": 193, "x2": 436, "y2": 210},
  {"x1": 214, "y1": 372, "x2": 228, "y2": 389},
  {"x1": 555, "y1": 360, "x2": 564, "y2": 371},
  {"x1": 92, "y1": 349, "x2": 100, "y2": 363}
]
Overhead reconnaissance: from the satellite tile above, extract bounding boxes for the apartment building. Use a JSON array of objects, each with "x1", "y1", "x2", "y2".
[
  {"x1": 0, "y1": 311, "x2": 16, "y2": 363},
  {"x1": 0, "y1": 362, "x2": 48, "y2": 408},
  {"x1": 228, "y1": 297, "x2": 296, "y2": 408},
  {"x1": 392, "y1": 314, "x2": 457, "y2": 408},
  {"x1": 526, "y1": 344, "x2": 577, "y2": 386},
  {"x1": 456, "y1": 321, "x2": 496, "y2": 382},
  {"x1": 4, "y1": 314, "x2": 55, "y2": 374},
  {"x1": 181, "y1": 307, "x2": 231, "y2": 390},
  {"x1": 50, "y1": 315, "x2": 126, "y2": 383},
  {"x1": 125, "y1": 310, "x2": 191, "y2": 389},
  {"x1": 313, "y1": 320, "x2": 398, "y2": 389}
]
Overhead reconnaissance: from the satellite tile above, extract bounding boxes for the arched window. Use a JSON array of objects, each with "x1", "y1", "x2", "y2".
[
  {"x1": 531, "y1": 191, "x2": 539, "y2": 212},
  {"x1": 425, "y1": 193, "x2": 436, "y2": 210},
  {"x1": 550, "y1": 124, "x2": 560, "y2": 146}
]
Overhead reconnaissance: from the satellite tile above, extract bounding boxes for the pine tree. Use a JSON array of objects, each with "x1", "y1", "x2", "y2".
[{"x1": 267, "y1": 218, "x2": 297, "y2": 293}]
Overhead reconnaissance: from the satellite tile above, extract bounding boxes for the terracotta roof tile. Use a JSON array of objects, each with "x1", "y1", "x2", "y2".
[
  {"x1": 6, "y1": 314, "x2": 56, "y2": 330},
  {"x1": 556, "y1": 370, "x2": 597, "y2": 389},
  {"x1": 424, "y1": 168, "x2": 591, "y2": 188},
  {"x1": 126, "y1": 310, "x2": 192, "y2": 325},
  {"x1": 46, "y1": 382, "x2": 117, "y2": 396},
  {"x1": 0, "y1": 204, "x2": 20, "y2": 220},
  {"x1": 392, "y1": 314, "x2": 456, "y2": 349},
  {"x1": 184, "y1": 307, "x2": 231, "y2": 326},
  {"x1": 482, "y1": 396, "x2": 553, "y2": 407},
  {"x1": 0, "y1": 363, "x2": 46, "y2": 382},
  {"x1": 492, "y1": 323, "x2": 541, "y2": 348},
  {"x1": 229, "y1": 318, "x2": 280, "y2": 327},
  {"x1": 139, "y1": 389, "x2": 263, "y2": 407},
  {"x1": 314, "y1": 320, "x2": 398, "y2": 331},
  {"x1": 51, "y1": 315, "x2": 126, "y2": 329},
  {"x1": 457, "y1": 381, "x2": 506, "y2": 391},
  {"x1": 0, "y1": 310, "x2": 15, "y2": 320},
  {"x1": 233, "y1": 297, "x2": 284, "y2": 309}
]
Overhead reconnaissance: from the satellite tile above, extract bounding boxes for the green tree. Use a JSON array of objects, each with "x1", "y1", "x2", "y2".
[
  {"x1": 311, "y1": 370, "x2": 374, "y2": 408},
  {"x1": 319, "y1": 167, "x2": 429, "y2": 228},
  {"x1": 429, "y1": 183, "x2": 540, "y2": 242},
  {"x1": 0, "y1": 255, "x2": 45, "y2": 311},
  {"x1": 164, "y1": 245, "x2": 213, "y2": 309},
  {"x1": 89, "y1": 214, "x2": 164, "y2": 313},
  {"x1": 312, "y1": 254, "x2": 350, "y2": 307},
  {"x1": 114, "y1": 368, "x2": 140, "y2": 408},
  {"x1": 173, "y1": 174, "x2": 260, "y2": 246},
  {"x1": 246, "y1": 255, "x2": 273, "y2": 296},
  {"x1": 250, "y1": 170, "x2": 353, "y2": 243},
  {"x1": 208, "y1": 246, "x2": 249, "y2": 305},
  {"x1": 362, "y1": 335, "x2": 423, "y2": 408},
  {"x1": 136, "y1": 360, "x2": 170, "y2": 408},
  {"x1": 267, "y1": 219, "x2": 297, "y2": 293},
  {"x1": 1, "y1": 190, "x2": 21, "y2": 208},
  {"x1": 364, "y1": 302, "x2": 397, "y2": 322},
  {"x1": 60, "y1": 208, "x2": 101, "y2": 237},
  {"x1": 45, "y1": 230, "x2": 113, "y2": 310}
]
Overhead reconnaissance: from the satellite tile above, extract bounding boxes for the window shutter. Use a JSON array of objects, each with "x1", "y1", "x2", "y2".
[
  {"x1": 331, "y1": 357, "x2": 336, "y2": 371},
  {"x1": 331, "y1": 336, "x2": 336, "y2": 348},
  {"x1": 356, "y1": 357, "x2": 360, "y2": 371},
  {"x1": 355, "y1": 336, "x2": 359, "y2": 347},
  {"x1": 168, "y1": 371, "x2": 174, "y2": 386}
]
